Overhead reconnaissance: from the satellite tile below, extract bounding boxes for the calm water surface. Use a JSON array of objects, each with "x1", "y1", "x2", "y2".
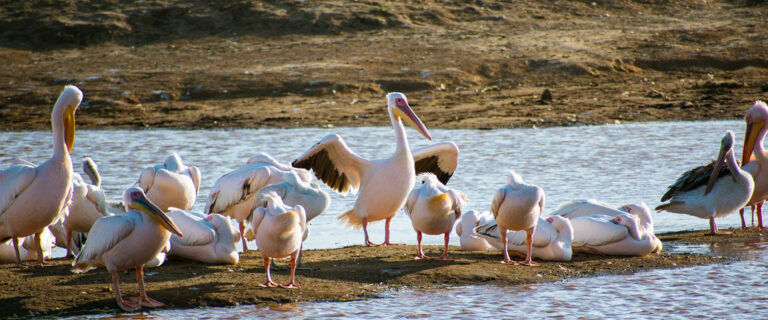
[{"x1": 3, "y1": 120, "x2": 766, "y2": 318}]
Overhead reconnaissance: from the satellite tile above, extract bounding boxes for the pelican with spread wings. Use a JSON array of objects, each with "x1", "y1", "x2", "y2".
[{"x1": 293, "y1": 92, "x2": 459, "y2": 246}]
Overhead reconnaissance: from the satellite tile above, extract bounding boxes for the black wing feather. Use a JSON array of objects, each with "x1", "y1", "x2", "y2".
[
  {"x1": 414, "y1": 155, "x2": 453, "y2": 185},
  {"x1": 660, "y1": 160, "x2": 730, "y2": 201}
]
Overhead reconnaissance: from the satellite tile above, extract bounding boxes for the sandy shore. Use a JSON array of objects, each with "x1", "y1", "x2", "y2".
[{"x1": 2, "y1": 228, "x2": 765, "y2": 319}]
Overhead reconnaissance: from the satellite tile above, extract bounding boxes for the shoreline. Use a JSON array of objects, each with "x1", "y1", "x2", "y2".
[{"x1": 1, "y1": 228, "x2": 763, "y2": 319}]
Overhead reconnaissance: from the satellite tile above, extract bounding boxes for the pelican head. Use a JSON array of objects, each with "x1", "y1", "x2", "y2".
[
  {"x1": 546, "y1": 215, "x2": 574, "y2": 240},
  {"x1": 123, "y1": 187, "x2": 183, "y2": 237},
  {"x1": 506, "y1": 170, "x2": 525, "y2": 188},
  {"x1": 706, "y1": 131, "x2": 735, "y2": 194},
  {"x1": 164, "y1": 153, "x2": 184, "y2": 171},
  {"x1": 54, "y1": 85, "x2": 83, "y2": 153},
  {"x1": 387, "y1": 92, "x2": 431, "y2": 141},
  {"x1": 614, "y1": 213, "x2": 641, "y2": 240},
  {"x1": 743, "y1": 101, "x2": 768, "y2": 165},
  {"x1": 416, "y1": 172, "x2": 439, "y2": 187}
]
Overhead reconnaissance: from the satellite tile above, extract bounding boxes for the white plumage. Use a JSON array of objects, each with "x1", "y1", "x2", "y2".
[
  {"x1": 490, "y1": 170, "x2": 545, "y2": 265},
  {"x1": 475, "y1": 215, "x2": 573, "y2": 261},
  {"x1": 136, "y1": 152, "x2": 201, "y2": 212},
  {"x1": 166, "y1": 210, "x2": 240, "y2": 265},
  {"x1": 405, "y1": 173, "x2": 466, "y2": 260},
  {"x1": 250, "y1": 192, "x2": 306, "y2": 288}
]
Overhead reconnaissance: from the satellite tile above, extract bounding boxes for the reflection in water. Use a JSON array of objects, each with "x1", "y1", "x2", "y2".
[{"x1": 5, "y1": 121, "x2": 767, "y2": 318}]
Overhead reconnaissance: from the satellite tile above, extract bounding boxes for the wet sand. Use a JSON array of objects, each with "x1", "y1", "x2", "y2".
[{"x1": 2, "y1": 228, "x2": 765, "y2": 319}]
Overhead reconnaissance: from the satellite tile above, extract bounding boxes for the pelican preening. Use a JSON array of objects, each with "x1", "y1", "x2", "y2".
[
  {"x1": 73, "y1": 187, "x2": 183, "y2": 311},
  {"x1": 405, "y1": 173, "x2": 466, "y2": 260},
  {"x1": 475, "y1": 215, "x2": 573, "y2": 261},
  {"x1": 166, "y1": 210, "x2": 240, "y2": 265},
  {"x1": 205, "y1": 153, "x2": 312, "y2": 251},
  {"x1": 250, "y1": 192, "x2": 306, "y2": 288},
  {"x1": 491, "y1": 171, "x2": 545, "y2": 266},
  {"x1": 62, "y1": 158, "x2": 110, "y2": 256},
  {"x1": 656, "y1": 131, "x2": 754, "y2": 234},
  {"x1": 740, "y1": 101, "x2": 768, "y2": 229},
  {"x1": 568, "y1": 213, "x2": 662, "y2": 256},
  {"x1": 293, "y1": 92, "x2": 459, "y2": 246},
  {"x1": 552, "y1": 200, "x2": 655, "y2": 235},
  {"x1": 0, "y1": 85, "x2": 82, "y2": 265},
  {"x1": 137, "y1": 152, "x2": 201, "y2": 212},
  {"x1": 255, "y1": 170, "x2": 331, "y2": 241}
]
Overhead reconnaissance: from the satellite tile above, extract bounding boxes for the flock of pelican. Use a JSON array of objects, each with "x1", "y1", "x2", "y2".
[{"x1": 1, "y1": 85, "x2": 766, "y2": 312}]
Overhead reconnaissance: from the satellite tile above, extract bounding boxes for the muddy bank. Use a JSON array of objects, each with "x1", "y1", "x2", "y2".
[
  {"x1": 1, "y1": 0, "x2": 767, "y2": 131},
  {"x1": 3, "y1": 228, "x2": 765, "y2": 319}
]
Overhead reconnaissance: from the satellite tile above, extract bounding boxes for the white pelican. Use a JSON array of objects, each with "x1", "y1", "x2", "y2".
[
  {"x1": 404, "y1": 173, "x2": 466, "y2": 260},
  {"x1": 255, "y1": 170, "x2": 330, "y2": 241},
  {"x1": 455, "y1": 210, "x2": 496, "y2": 252},
  {"x1": 205, "y1": 152, "x2": 312, "y2": 251},
  {"x1": 62, "y1": 158, "x2": 110, "y2": 257},
  {"x1": 569, "y1": 213, "x2": 662, "y2": 256},
  {"x1": 250, "y1": 192, "x2": 306, "y2": 288},
  {"x1": 491, "y1": 170, "x2": 545, "y2": 266},
  {"x1": 73, "y1": 187, "x2": 183, "y2": 311},
  {"x1": 475, "y1": 215, "x2": 573, "y2": 261},
  {"x1": 656, "y1": 131, "x2": 754, "y2": 234},
  {"x1": 136, "y1": 152, "x2": 201, "y2": 212},
  {"x1": 0, "y1": 228, "x2": 55, "y2": 263},
  {"x1": 293, "y1": 92, "x2": 459, "y2": 246},
  {"x1": 166, "y1": 210, "x2": 240, "y2": 265},
  {"x1": 0, "y1": 85, "x2": 82, "y2": 265},
  {"x1": 552, "y1": 199, "x2": 655, "y2": 235},
  {"x1": 740, "y1": 101, "x2": 768, "y2": 229}
]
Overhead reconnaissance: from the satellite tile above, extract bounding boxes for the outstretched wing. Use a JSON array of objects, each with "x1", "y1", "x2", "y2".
[
  {"x1": 292, "y1": 134, "x2": 368, "y2": 194},
  {"x1": 412, "y1": 142, "x2": 459, "y2": 185},
  {"x1": 205, "y1": 163, "x2": 279, "y2": 214}
]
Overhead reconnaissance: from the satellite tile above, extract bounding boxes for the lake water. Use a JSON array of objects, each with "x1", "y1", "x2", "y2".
[{"x1": 3, "y1": 120, "x2": 767, "y2": 318}]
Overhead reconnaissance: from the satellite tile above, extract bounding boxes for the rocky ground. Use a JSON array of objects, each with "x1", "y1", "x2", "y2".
[
  {"x1": 3, "y1": 228, "x2": 765, "y2": 319},
  {"x1": 0, "y1": 0, "x2": 767, "y2": 130}
]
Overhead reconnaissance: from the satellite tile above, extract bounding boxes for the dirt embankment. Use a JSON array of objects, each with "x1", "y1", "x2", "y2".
[
  {"x1": 1, "y1": 0, "x2": 767, "y2": 130},
  {"x1": 1, "y1": 228, "x2": 765, "y2": 319}
]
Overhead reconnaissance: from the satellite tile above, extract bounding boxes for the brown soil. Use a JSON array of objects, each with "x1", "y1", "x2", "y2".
[
  {"x1": 2, "y1": 228, "x2": 766, "y2": 319},
  {"x1": 1, "y1": 0, "x2": 767, "y2": 130}
]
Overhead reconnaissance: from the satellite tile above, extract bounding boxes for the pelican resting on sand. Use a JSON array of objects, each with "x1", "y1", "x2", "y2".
[
  {"x1": 166, "y1": 210, "x2": 240, "y2": 265},
  {"x1": 568, "y1": 213, "x2": 662, "y2": 256},
  {"x1": 0, "y1": 85, "x2": 82, "y2": 265},
  {"x1": 491, "y1": 170, "x2": 545, "y2": 266},
  {"x1": 136, "y1": 152, "x2": 201, "y2": 212},
  {"x1": 73, "y1": 187, "x2": 183, "y2": 311},
  {"x1": 552, "y1": 199, "x2": 655, "y2": 235},
  {"x1": 405, "y1": 173, "x2": 466, "y2": 260},
  {"x1": 475, "y1": 215, "x2": 573, "y2": 261},
  {"x1": 456, "y1": 210, "x2": 496, "y2": 252},
  {"x1": 250, "y1": 192, "x2": 306, "y2": 288},
  {"x1": 255, "y1": 170, "x2": 330, "y2": 241},
  {"x1": 293, "y1": 92, "x2": 459, "y2": 246},
  {"x1": 656, "y1": 131, "x2": 754, "y2": 235},
  {"x1": 62, "y1": 157, "x2": 110, "y2": 257},
  {"x1": 740, "y1": 101, "x2": 768, "y2": 229},
  {"x1": 0, "y1": 228, "x2": 54, "y2": 263},
  {"x1": 205, "y1": 152, "x2": 312, "y2": 251}
]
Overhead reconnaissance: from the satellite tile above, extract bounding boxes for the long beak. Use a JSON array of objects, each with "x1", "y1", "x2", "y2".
[
  {"x1": 63, "y1": 106, "x2": 76, "y2": 153},
  {"x1": 743, "y1": 121, "x2": 764, "y2": 166},
  {"x1": 132, "y1": 196, "x2": 183, "y2": 237},
  {"x1": 397, "y1": 103, "x2": 432, "y2": 141},
  {"x1": 705, "y1": 143, "x2": 729, "y2": 195}
]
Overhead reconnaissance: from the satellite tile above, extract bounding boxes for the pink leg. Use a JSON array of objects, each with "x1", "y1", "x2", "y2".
[
  {"x1": 414, "y1": 231, "x2": 429, "y2": 260},
  {"x1": 34, "y1": 232, "x2": 47, "y2": 266},
  {"x1": 260, "y1": 257, "x2": 278, "y2": 287},
  {"x1": 435, "y1": 232, "x2": 453, "y2": 261},
  {"x1": 281, "y1": 251, "x2": 300, "y2": 289},
  {"x1": 112, "y1": 271, "x2": 139, "y2": 311},
  {"x1": 751, "y1": 205, "x2": 756, "y2": 228},
  {"x1": 66, "y1": 229, "x2": 72, "y2": 258},
  {"x1": 381, "y1": 217, "x2": 403, "y2": 246},
  {"x1": 740, "y1": 208, "x2": 748, "y2": 230},
  {"x1": 499, "y1": 227, "x2": 517, "y2": 265},
  {"x1": 129, "y1": 265, "x2": 166, "y2": 308},
  {"x1": 709, "y1": 216, "x2": 719, "y2": 235},
  {"x1": 520, "y1": 227, "x2": 540, "y2": 266},
  {"x1": 11, "y1": 237, "x2": 23, "y2": 266},
  {"x1": 239, "y1": 221, "x2": 249, "y2": 251},
  {"x1": 362, "y1": 217, "x2": 380, "y2": 246},
  {"x1": 757, "y1": 202, "x2": 765, "y2": 229}
]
